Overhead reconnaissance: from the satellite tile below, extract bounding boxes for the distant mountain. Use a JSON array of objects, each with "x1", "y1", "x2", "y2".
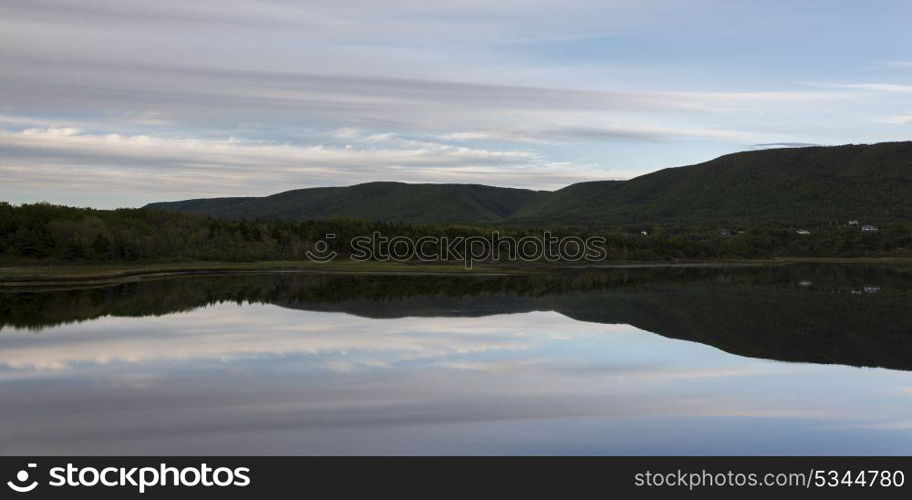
[
  {"x1": 146, "y1": 182, "x2": 546, "y2": 224},
  {"x1": 147, "y1": 141, "x2": 912, "y2": 226}
]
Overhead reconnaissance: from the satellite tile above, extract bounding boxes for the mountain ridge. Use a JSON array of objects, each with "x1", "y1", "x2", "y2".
[
  {"x1": 148, "y1": 181, "x2": 548, "y2": 224},
  {"x1": 146, "y1": 141, "x2": 912, "y2": 226}
]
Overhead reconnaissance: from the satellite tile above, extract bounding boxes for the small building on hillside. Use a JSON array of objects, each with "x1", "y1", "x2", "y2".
[
  {"x1": 848, "y1": 220, "x2": 860, "y2": 226},
  {"x1": 861, "y1": 225, "x2": 878, "y2": 232},
  {"x1": 796, "y1": 229, "x2": 811, "y2": 235}
]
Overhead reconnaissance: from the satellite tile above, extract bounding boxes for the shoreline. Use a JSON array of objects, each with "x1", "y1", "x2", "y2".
[{"x1": 1, "y1": 257, "x2": 910, "y2": 287}]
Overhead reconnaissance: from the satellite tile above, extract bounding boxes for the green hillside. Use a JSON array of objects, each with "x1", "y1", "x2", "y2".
[
  {"x1": 146, "y1": 141, "x2": 912, "y2": 226},
  {"x1": 146, "y1": 182, "x2": 547, "y2": 224},
  {"x1": 510, "y1": 141, "x2": 912, "y2": 226}
]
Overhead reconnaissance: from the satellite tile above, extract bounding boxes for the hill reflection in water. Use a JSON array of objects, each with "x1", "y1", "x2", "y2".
[{"x1": 3, "y1": 263, "x2": 911, "y2": 370}]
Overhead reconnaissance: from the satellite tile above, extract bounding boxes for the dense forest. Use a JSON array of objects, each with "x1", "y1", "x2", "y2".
[{"x1": 1, "y1": 202, "x2": 910, "y2": 265}]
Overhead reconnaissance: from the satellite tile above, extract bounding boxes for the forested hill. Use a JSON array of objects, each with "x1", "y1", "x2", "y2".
[
  {"x1": 148, "y1": 141, "x2": 910, "y2": 226},
  {"x1": 145, "y1": 182, "x2": 547, "y2": 224},
  {"x1": 509, "y1": 141, "x2": 912, "y2": 226}
]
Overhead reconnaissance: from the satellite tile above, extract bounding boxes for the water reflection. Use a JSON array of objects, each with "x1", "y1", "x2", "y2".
[
  {"x1": 3, "y1": 264, "x2": 911, "y2": 369},
  {"x1": 1, "y1": 264, "x2": 911, "y2": 454}
]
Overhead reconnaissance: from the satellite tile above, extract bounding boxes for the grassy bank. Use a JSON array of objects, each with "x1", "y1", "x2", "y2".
[
  {"x1": 0, "y1": 260, "x2": 534, "y2": 286},
  {"x1": 0, "y1": 261, "x2": 493, "y2": 285},
  {"x1": 1, "y1": 257, "x2": 910, "y2": 287}
]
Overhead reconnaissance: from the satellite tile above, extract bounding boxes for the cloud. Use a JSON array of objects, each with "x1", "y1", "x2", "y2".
[
  {"x1": 749, "y1": 142, "x2": 823, "y2": 149},
  {"x1": 442, "y1": 124, "x2": 769, "y2": 144},
  {"x1": 0, "y1": 126, "x2": 608, "y2": 202},
  {"x1": 877, "y1": 115, "x2": 912, "y2": 125},
  {"x1": 879, "y1": 61, "x2": 912, "y2": 69},
  {"x1": 806, "y1": 82, "x2": 912, "y2": 92},
  {"x1": 6, "y1": 55, "x2": 837, "y2": 175},
  {"x1": 1, "y1": 57, "x2": 807, "y2": 127}
]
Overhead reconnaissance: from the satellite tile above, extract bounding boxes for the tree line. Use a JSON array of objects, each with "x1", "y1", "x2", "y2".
[{"x1": 1, "y1": 202, "x2": 910, "y2": 265}]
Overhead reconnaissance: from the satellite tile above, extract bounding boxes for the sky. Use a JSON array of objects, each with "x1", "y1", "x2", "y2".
[{"x1": 1, "y1": 0, "x2": 911, "y2": 208}]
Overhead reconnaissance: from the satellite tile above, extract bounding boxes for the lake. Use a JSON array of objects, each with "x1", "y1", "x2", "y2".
[{"x1": 1, "y1": 263, "x2": 911, "y2": 455}]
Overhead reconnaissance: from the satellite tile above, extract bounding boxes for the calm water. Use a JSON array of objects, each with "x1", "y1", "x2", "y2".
[{"x1": 1, "y1": 264, "x2": 911, "y2": 455}]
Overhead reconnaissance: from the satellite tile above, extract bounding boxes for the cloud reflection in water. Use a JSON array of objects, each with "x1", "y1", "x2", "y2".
[{"x1": 1, "y1": 302, "x2": 911, "y2": 455}]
